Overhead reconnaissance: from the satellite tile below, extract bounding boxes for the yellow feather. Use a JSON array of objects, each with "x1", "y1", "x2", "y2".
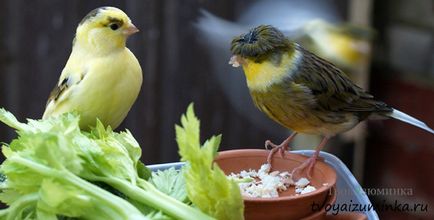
[{"x1": 242, "y1": 50, "x2": 301, "y2": 92}]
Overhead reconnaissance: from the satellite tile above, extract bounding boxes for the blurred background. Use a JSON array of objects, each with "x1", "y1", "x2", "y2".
[{"x1": 0, "y1": 0, "x2": 433, "y2": 219}]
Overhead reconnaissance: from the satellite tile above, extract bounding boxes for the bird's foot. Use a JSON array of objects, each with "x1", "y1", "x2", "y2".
[
  {"x1": 265, "y1": 140, "x2": 291, "y2": 165},
  {"x1": 291, "y1": 156, "x2": 319, "y2": 180},
  {"x1": 291, "y1": 136, "x2": 329, "y2": 180},
  {"x1": 264, "y1": 133, "x2": 298, "y2": 168}
]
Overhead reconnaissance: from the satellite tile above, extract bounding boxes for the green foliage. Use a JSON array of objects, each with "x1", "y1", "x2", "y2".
[
  {"x1": 0, "y1": 110, "x2": 147, "y2": 220},
  {"x1": 0, "y1": 108, "x2": 211, "y2": 220},
  {"x1": 0, "y1": 104, "x2": 244, "y2": 220},
  {"x1": 176, "y1": 104, "x2": 244, "y2": 220},
  {"x1": 150, "y1": 168, "x2": 188, "y2": 203}
]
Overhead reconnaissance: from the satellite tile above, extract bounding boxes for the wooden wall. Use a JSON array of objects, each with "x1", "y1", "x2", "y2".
[{"x1": 0, "y1": 0, "x2": 284, "y2": 164}]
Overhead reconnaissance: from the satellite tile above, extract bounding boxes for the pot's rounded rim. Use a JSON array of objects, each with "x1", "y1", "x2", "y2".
[
  {"x1": 302, "y1": 186, "x2": 337, "y2": 220},
  {"x1": 215, "y1": 149, "x2": 337, "y2": 202}
]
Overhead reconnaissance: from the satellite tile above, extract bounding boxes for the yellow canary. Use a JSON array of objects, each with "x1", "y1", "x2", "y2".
[
  {"x1": 229, "y1": 25, "x2": 434, "y2": 178},
  {"x1": 298, "y1": 19, "x2": 373, "y2": 70},
  {"x1": 43, "y1": 7, "x2": 142, "y2": 129}
]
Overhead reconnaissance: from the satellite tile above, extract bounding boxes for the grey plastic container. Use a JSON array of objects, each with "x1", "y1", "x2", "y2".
[{"x1": 148, "y1": 150, "x2": 379, "y2": 220}]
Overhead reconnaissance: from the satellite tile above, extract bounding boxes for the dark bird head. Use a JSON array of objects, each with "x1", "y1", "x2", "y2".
[{"x1": 230, "y1": 25, "x2": 291, "y2": 62}]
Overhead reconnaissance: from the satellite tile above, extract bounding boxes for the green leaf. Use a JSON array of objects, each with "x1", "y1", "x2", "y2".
[
  {"x1": 0, "y1": 108, "x2": 31, "y2": 131},
  {"x1": 176, "y1": 103, "x2": 244, "y2": 220},
  {"x1": 150, "y1": 168, "x2": 188, "y2": 203},
  {"x1": 136, "y1": 161, "x2": 152, "y2": 181},
  {"x1": 37, "y1": 179, "x2": 92, "y2": 217}
]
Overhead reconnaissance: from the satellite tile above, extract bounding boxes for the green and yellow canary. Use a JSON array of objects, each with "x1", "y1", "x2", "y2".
[
  {"x1": 43, "y1": 7, "x2": 142, "y2": 129},
  {"x1": 230, "y1": 25, "x2": 434, "y2": 178}
]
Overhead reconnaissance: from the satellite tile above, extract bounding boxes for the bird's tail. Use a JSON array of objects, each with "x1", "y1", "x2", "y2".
[{"x1": 388, "y1": 109, "x2": 434, "y2": 134}]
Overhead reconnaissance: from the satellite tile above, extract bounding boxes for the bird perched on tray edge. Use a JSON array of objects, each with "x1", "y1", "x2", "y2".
[
  {"x1": 229, "y1": 25, "x2": 434, "y2": 179},
  {"x1": 43, "y1": 7, "x2": 142, "y2": 130}
]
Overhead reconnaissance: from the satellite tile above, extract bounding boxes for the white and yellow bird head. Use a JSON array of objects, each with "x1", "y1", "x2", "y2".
[{"x1": 75, "y1": 6, "x2": 139, "y2": 54}]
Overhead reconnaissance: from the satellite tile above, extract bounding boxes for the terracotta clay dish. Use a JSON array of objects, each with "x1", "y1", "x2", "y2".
[
  {"x1": 301, "y1": 187, "x2": 336, "y2": 220},
  {"x1": 324, "y1": 212, "x2": 367, "y2": 220},
  {"x1": 214, "y1": 149, "x2": 337, "y2": 220}
]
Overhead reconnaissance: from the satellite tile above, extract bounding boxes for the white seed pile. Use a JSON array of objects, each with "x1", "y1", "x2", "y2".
[{"x1": 228, "y1": 164, "x2": 317, "y2": 198}]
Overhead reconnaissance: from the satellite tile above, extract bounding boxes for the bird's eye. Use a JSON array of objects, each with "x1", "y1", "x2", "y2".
[{"x1": 109, "y1": 23, "x2": 119, "y2": 30}]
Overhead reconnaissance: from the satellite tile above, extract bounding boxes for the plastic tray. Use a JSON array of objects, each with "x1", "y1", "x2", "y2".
[{"x1": 148, "y1": 150, "x2": 379, "y2": 220}]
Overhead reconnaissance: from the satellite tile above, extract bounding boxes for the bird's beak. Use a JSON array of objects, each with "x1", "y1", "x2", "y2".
[
  {"x1": 123, "y1": 23, "x2": 139, "y2": 36},
  {"x1": 229, "y1": 55, "x2": 245, "y2": 68}
]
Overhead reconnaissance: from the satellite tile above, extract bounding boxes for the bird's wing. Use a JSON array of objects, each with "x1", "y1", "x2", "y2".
[
  {"x1": 43, "y1": 70, "x2": 86, "y2": 118},
  {"x1": 293, "y1": 46, "x2": 391, "y2": 115}
]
